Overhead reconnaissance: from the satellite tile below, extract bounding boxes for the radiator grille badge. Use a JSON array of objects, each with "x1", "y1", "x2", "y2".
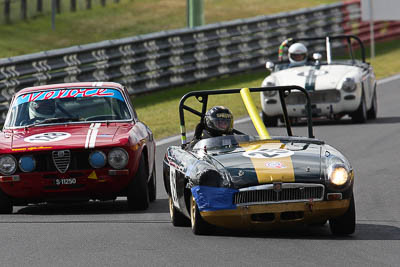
[{"x1": 52, "y1": 150, "x2": 71, "y2": 173}]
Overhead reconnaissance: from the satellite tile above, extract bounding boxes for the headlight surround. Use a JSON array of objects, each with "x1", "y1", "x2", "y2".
[
  {"x1": 89, "y1": 151, "x2": 107, "y2": 169},
  {"x1": 108, "y1": 148, "x2": 129, "y2": 169},
  {"x1": 0, "y1": 155, "x2": 17, "y2": 175},
  {"x1": 341, "y1": 77, "x2": 357, "y2": 92},
  {"x1": 326, "y1": 156, "x2": 351, "y2": 187},
  {"x1": 19, "y1": 155, "x2": 36, "y2": 172}
]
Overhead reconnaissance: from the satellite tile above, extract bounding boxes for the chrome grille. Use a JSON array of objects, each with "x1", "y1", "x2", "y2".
[
  {"x1": 52, "y1": 150, "x2": 71, "y2": 173},
  {"x1": 286, "y1": 90, "x2": 341, "y2": 105},
  {"x1": 234, "y1": 183, "x2": 324, "y2": 206}
]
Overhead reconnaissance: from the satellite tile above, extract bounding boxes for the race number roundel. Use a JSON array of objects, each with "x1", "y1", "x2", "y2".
[
  {"x1": 24, "y1": 132, "x2": 71, "y2": 143},
  {"x1": 243, "y1": 148, "x2": 294, "y2": 159}
]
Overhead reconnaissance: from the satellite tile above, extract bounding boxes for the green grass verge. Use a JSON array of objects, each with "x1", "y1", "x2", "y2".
[
  {"x1": 0, "y1": 0, "x2": 336, "y2": 58},
  {"x1": 134, "y1": 38, "x2": 400, "y2": 140}
]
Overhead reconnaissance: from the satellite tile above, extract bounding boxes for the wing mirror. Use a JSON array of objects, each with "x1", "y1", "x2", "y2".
[
  {"x1": 313, "y1": 53, "x2": 322, "y2": 65},
  {"x1": 265, "y1": 61, "x2": 275, "y2": 72}
]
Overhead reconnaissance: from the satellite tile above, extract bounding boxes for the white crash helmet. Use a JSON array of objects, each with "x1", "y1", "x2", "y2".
[
  {"x1": 29, "y1": 99, "x2": 56, "y2": 119},
  {"x1": 288, "y1": 43, "x2": 308, "y2": 65}
]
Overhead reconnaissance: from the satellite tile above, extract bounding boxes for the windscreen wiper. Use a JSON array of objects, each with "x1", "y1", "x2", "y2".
[{"x1": 27, "y1": 117, "x2": 82, "y2": 127}]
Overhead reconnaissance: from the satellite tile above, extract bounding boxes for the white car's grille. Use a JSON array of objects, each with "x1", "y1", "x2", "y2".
[
  {"x1": 52, "y1": 150, "x2": 71, "y2": 173},
  {"x1": 286, "y1": 90, "x2": 341, "y2": 105}
]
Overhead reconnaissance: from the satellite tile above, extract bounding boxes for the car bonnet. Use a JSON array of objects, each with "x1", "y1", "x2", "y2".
[
  {"x1": 272, "y1": 64, "x2": 360, "y2": 91},
  {"x1": 209, "y1": 139, "x2": 322, "y2": 188},
  {"x1": 8, "y1": 123, "x2": 122, "y2": 152}
]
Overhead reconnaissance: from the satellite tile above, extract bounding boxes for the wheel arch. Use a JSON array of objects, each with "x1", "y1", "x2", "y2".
[{"x1": 140, "y1": 145, "x2": 150, "y2": 182}]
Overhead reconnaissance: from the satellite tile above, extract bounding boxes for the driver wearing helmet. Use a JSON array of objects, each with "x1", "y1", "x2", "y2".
[
  {"x1": 202, "y1": 106, "x2": 234, "y2": 138},
  {"x1": 288, "y1": 42, "x2": 308, "y2": 66},
  {"x1": 190, "y1": 105, "x2": 234, "y2": 144},
  {"x1": 29, "y1": 99, "x2": 56, "y2": 119}
]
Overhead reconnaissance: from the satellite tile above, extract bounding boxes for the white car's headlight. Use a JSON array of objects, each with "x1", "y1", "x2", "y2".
[
  {"x1": 327, "y1": 156, "x2": 351, "y2": 186},
  {"x1": 0, "y1": 155, "x2": 17, "y2": 175},
  {"x1": 263, "y1": 82, "x2": 277, "y2": 97},
  {"x1": 108, "y1": 148, "x2": 129, "y2": 169},
  {"x1": 341, "y1": 78, "x2": 357, "y2": 92}
]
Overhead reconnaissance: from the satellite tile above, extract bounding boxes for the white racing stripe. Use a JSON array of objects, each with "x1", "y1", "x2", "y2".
[
  {"x1": 85, "y1": 123, "x2": 101, "y2": 149},
  {"x1": 85, "y1": 123, "x2": 94, "y2": 149}
]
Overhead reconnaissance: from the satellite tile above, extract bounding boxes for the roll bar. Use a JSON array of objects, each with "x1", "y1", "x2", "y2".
[{"x1": 178, "y1": 86, "x2": 315, "y2": 145}]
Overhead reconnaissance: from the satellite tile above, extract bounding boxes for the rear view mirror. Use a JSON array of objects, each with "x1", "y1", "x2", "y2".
[
  {"x1": 313, "y1": 53, "x2": 322, "y2": 64},
  {"x1": 265, "y1": 61, "x2": 275, "y2": 71},
  {"x1": 313, "y1": 53, "x2": 322, "y2": 61}
]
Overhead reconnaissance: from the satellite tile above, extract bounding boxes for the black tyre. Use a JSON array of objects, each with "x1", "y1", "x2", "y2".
[
  {"x1": 127, "y1": 155, "x2": 149, "y2": 210},
  {"x1": 0, "y1": 190, "x2": 13, "y2": 214},
  {"x1": 367, "y1": 90, "x2": 378, "y2": 120},
  {"x1": 329, "y1": 194, "x2": 356, "y2": 235},
  {"x1": 190, "y1": 196, "x2": 214, "y2": 235},
  {"x1": 169, "y1": 197, "x2": 190, "y2": 227},
  {"x1": 148, "y1": 163, "x2": 157, "y2": 202},
  {"x1": 351, "y1": 92, "x2": 367, "y2": 123},
  {"x1": 262, "y1": 112, "x2": 278, "y2": 127}
]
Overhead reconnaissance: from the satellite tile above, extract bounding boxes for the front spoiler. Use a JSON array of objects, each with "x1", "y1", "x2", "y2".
[{"x1": 200, "y1": 199, "x2": 350, "y2": 230}]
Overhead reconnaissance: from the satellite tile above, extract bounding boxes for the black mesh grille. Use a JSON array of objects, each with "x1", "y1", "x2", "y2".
[
  {"x1": 29, "y1": 150, "x2": 92, "y2": 173},
  {"x1": 286, "y1": 90, "x2": 341, "y2": 105},
  {"x1": 234, "y1": 186, "x2": 324, "y2": 205}
]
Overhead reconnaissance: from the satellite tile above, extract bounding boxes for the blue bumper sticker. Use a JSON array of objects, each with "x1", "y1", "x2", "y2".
[{"x1": 191, "y1": 186, "x2": 238, "y2": 212}]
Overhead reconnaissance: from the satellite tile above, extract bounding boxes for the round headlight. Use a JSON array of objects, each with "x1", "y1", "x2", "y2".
[
  {"x1": 19, "y1": 155, "x2": 36, "y2": 172},
  {"x1": 329, "y1": 166, "x2": 349, "y2": 186},
  {"x1": 89, "y1": 151, "x2": 107, "y2": 169},
  {"x1": 0, "y1": 155, "x2": 17, "y2": 175},
  {"x1": 263, "y1": 82, "x2": 278, "y2": 97},
  {"x1": 108, "y1": 148, "x2": 129, "y2": 169},
  {"x1": 327, "y1": 156, "x2": 351, "y2": 187},
  {"x1": 341, "y1": 78, "x2": 357, "y2": 92}
]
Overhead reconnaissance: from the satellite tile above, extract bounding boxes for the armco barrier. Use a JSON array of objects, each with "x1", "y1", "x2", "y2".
[{"x1": 0, "y1": 0, "x2": 399, "y2": 122}]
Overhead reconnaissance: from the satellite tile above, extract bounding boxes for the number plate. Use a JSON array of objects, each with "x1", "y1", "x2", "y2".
[{"x1": 54, "y1": 178, "x2": 77, "y2": 186}]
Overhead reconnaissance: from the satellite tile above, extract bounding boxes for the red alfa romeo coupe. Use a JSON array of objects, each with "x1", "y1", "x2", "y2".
[{"x1": 0, "y1": 82, "x2": 156, "y2": 213}]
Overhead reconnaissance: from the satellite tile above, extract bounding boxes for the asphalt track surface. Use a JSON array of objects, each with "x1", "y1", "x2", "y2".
[{"x1": 2, "y1": 76, "x2": 400, "y2": 266}]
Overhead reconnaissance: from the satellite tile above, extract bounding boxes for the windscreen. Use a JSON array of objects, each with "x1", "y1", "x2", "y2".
[
  {"x1": 5, "y1": 88, "x2": 132, "y2": 127},
  {"x1": 193, "y1": 135, "x2": 258, "y2": 151}
]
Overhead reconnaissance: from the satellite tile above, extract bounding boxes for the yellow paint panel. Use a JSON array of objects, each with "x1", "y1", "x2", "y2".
[
  {"x1": 200, "y1": 199, "x2": 351, "y2": 230},
  {"x1": 240, "y1": 141, "x2": 295, "y2": 184}
]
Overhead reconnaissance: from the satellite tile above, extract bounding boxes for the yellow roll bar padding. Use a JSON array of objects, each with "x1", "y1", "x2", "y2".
[{"x1": 240, "y1": 88, "x2": 271, "y2": 139}]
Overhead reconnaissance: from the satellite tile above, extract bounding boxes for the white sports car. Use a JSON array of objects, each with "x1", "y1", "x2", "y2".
[{"x1": 261, "y1": 35, "x2": 377, "y2": 126}]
